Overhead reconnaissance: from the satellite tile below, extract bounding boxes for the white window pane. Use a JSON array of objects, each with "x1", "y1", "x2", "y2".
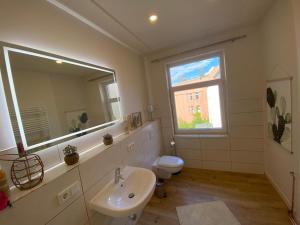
[
  {"x1": 106, "y1": 82, "x2": 119, "y2": 99},
  {"x1": 207, "y1": 85, "x2": 222, "y2": 128},
  {"x1": 174, "y1": 85, "x2": 222, "y2": 129},
  {"x1": 110, "y1": 102, "x2": 121, "y2": 120},
  {"x1": 169, "y1": 56, "x2": 221, "y2": 87}
]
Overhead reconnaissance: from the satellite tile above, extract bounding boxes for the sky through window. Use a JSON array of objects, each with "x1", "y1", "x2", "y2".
[{"x1": 170, "y1": 56, "x2": 220, "y2": 86}]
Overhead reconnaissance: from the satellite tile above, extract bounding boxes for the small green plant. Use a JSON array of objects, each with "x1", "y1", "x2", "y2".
[
  {"x1": 63, "y1": 145, "x2": 77, "y2": 156},
  {"x1": 178, "y1": 112, "x2": 212, "y2": 129}
]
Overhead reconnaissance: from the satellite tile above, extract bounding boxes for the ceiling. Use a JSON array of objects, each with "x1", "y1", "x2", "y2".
[{"x1": 53, "y1": 0, "x2": 275, "y2": 54}]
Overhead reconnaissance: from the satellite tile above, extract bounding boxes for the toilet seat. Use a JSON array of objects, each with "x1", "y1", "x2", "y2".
[
  {"x1": 158, "y1": 156, "x2": 184, "y2": 168},
  {"x1": 153, "y1": 156, "x2": 184, "y2": 178}
]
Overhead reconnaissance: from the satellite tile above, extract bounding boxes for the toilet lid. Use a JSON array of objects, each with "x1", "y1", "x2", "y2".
[{"x1": 158, "y1": 156, "x2": 184, "y2": 168}]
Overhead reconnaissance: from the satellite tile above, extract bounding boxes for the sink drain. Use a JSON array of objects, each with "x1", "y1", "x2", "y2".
[{"x1": 128, "y1": 193, "x2": 135, "y2": 198}]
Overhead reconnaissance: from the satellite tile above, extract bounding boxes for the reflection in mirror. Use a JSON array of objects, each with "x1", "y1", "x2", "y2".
[{"x1": 2, "y1": 46, "x2": 121, "y2": 151}]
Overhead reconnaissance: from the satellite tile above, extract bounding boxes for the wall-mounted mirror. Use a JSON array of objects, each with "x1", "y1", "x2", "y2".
[{"x1": 1, "y1": 43, "x2": 122, "y2": 151}]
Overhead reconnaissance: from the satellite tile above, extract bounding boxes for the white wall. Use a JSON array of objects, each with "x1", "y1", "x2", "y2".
[
  {"x1": 0, "y1": 0, "x2": 148, "y2": 151},
  {"x1": 0, "y1": 71, "x2": 17, "y2": 150},
  {"x1": 291, "y1": 0, "x2": 300, "y2": 221},
  {"x1": 50, "y1": 74, "x2": 89, "y2": 134},
  {"x1": 146, "y1": 25, "x2": 265, "y2": 174},
  {"x1": 261, "y1": 0, "x2": 299, "y2": 207}
]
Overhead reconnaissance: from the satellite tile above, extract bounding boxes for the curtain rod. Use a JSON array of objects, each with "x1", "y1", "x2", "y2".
[{"x1": 151, "y1": 34, "x2": 247, "y2": 63}]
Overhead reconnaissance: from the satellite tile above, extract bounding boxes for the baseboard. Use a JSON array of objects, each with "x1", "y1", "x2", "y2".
[{"x1": 265, "y1": 172, "x2": 291, "y2": 209}]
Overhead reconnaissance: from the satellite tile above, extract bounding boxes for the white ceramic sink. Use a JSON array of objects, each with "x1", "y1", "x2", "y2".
[{"x1": 89, "y1": 166, "x2": 156, "y2": 217}]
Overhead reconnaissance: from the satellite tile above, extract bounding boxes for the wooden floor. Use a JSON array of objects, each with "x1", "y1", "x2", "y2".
[{"x1": 137, "y1": 168, "x2": 291, "y2": 225}]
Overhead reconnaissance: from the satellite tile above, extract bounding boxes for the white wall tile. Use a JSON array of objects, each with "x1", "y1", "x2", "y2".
[
  {"x1": 161, "y1": 127, "x2": 174, "y2": 155},
  {"x1": 79, "y1": 144, "x2": 123, "y2": 192},
  {"x1": 232, "y1": 162, "x2": 264, "y2": 174},
  {"x1": 230, "y1": 125, "x2": 264, "y2": 138},
  {"x1": 175, "y1": 136, "x2": 201, "y2": 150},
  {"x1": 230, "y1": 98, "x2": 263, "y2": 113},
  {"x1": 177, "y1": 149, "x2": 202, "y2": 160},
  {"x1": 46, "y1": 196, "x2": 88, "y2": 225},
  {"x1": 202, "y1": 161, "x2": 231, "y2": 171},
  {"x1": 231, "y1": 151, "x2": 264, "y2": 164},
  {"x1": 202, "y1": 150, "x2": 230, "y2": 162},
  {"x1": 184, "y1": 159, "x2": 202, "y2": 169},
  {"x1": 121, "y1": 131, "x2": 146, "y2": 167},
  {"x1": 37, "y1": 145, "x2": 61, "y2": 170},
  {"x1": 230, "y1": 112, "x2": 263, "y2": 126},
  {"x1": 140, "y1": 123, "x2": 162, "y2": 169},
  {"x1": 201, "y1": 137, "x2": 229, "y2": 151},
  {"x1": 231, "y1": 138, "x2": 264, "y2": 151}
]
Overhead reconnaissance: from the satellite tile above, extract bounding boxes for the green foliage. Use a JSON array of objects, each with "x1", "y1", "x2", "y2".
[
  {"x1": 267, "y1": 88, "x2": 292, "y2": 144},
  {"x1": 63, "y1": 145, "x2": 77, "y2": 156},
  {"x1": 178, "y1": 119, "x2": 193, "y2": 129},
  {"x1": 178, "y1": 112, "x2": 212, "y2": 129}
]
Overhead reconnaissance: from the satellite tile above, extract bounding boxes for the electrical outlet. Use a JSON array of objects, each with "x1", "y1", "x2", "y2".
[
  {"x1": 127, "y1": 142, "x2": 135, "y2": 152},
  {"x1": 57, "y1": 181, "x2": 81, "y2": 205},
  {"x1": 57, "y1": 188, "x2": 71, "y2": 205}
]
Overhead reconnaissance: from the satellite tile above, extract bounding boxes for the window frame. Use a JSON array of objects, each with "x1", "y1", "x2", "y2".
[
  {"x1": 166, "y1": 51, "x2": 227, "y2": 135},
  {"x1": 101, "y1": 80, "x2": 121, "y2": 121}
]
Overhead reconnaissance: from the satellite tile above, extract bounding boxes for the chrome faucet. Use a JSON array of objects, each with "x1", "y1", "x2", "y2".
[{"x1": 115, "y1": 168, "x2": 124, "y2": 184}]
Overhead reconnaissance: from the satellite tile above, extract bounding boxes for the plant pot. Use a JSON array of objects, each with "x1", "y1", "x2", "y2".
[
  {"x1": 103, "y1": 138, "x2": 113, "y2": 145},
  {"x1": 103, "y1": 134, "x2": 113, "y2": 145},
  {"x1": 64, "y1": 153, "x2": 79, "y2": 165}
]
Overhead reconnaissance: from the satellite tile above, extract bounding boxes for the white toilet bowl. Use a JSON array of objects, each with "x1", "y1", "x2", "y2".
[{"x1": 153, "y1": 156, "x2": 184, "y2": 179}]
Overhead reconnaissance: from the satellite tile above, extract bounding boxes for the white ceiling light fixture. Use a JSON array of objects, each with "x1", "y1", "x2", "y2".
[
  {"x1": 149, "y1": 14, "x2": 158, "y2": 23},
  {"x1": 56, "y1": 60, "x2": 63, "y2": 64}
]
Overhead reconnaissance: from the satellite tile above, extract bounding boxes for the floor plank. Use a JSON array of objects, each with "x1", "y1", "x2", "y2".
[{"x1": 137, "y1": 168, "x2": 291, "y2": 225}]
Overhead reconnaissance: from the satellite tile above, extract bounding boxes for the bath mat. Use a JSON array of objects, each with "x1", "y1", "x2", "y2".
[{"x1": 176, "y1": 201, "x2": 241, "y2": 225}]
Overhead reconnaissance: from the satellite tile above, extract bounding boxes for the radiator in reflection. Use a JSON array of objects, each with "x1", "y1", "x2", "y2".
[{"x1": 9, "y1": 106, "x2": 51, "y2": 146}]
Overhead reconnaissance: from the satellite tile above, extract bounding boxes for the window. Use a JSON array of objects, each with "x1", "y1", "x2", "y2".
[
  {"x1": 187, "y1": 93, "x2": 193, "y2": 101},
  {"x1": 167, "y1": 52, "x2": 226, "y2": 134},
  {"x1": 102, "y1": 81, "x2": 121, "y2": 120}
]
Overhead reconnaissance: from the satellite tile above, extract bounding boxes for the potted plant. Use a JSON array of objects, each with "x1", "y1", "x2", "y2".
[
  {"x1": 103, "y1": 133, "x2": 113, "y2": 145},
  {"x1": 63, "y1": 145, "x2": 79, "y2": 165}
]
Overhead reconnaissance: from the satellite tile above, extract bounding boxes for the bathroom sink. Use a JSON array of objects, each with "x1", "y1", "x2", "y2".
[{"x1": 89, "y1": 166, "x2": 156, "y2": 217}]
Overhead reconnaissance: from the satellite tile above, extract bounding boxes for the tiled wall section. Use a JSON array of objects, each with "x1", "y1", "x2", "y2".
[
  {"x1": 0, "y1": 121, "x2": 162, "y2": 225},
  {"x1": 160, "y1": 98, "x2": 264, "y2": 174}
]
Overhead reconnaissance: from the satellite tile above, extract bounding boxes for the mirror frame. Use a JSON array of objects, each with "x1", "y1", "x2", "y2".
[{"x1": 1, "y1": 42, "x2": 122, "y2": 151}]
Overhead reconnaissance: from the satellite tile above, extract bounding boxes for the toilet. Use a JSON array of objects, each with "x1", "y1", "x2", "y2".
[{"x1": 153, "y1": 155, "x2": 184, "y2": 179}]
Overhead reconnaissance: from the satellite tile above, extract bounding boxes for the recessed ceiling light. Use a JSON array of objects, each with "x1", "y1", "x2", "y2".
[
  {"x1": 149, "y1": 14, "x2": 158, "y2": 23},
  {"x1": 56, "y1": 60, "x2": 63, "y2": 64}
]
